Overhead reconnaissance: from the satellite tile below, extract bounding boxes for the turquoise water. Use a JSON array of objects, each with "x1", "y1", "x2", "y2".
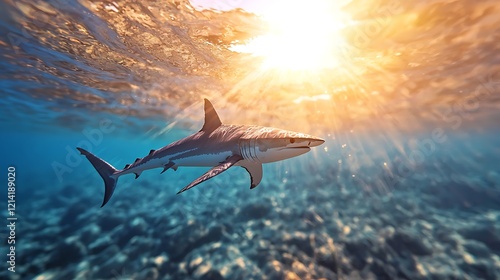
[{"x1": 1, "y1": 0, "x2": 500, "y2": 279}]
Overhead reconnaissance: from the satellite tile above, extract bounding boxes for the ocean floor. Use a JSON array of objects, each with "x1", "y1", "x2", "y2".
[{"x1": 3, "y1": 153, "x2": 500, "y2": 280}]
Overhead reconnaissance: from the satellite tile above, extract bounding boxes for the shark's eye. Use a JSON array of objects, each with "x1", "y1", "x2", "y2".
[{"x1": 290, "y1": 138, "x2": 295, "y2": 143}]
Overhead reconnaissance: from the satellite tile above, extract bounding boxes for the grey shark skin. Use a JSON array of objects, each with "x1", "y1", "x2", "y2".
[{"x1": 77, "y1": 99, "x2": 325, "y2": 207}]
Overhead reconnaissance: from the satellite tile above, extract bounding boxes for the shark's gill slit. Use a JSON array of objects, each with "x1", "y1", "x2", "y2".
[{"x1": 240, "y1": 139, "x2": 259, "y2": 162}]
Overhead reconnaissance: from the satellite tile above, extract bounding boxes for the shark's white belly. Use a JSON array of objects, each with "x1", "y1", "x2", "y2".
[
  {"x1": 119, "y1": 157, "x2": 165, "y2": 175},
  {"x1": 174, "y1": 151, "x2": 233, "y2": 167}
]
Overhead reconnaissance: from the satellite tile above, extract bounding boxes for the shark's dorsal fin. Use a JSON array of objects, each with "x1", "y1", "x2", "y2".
[{"x1": 200, "y1": 98, "x2": 222, "y2": 133}]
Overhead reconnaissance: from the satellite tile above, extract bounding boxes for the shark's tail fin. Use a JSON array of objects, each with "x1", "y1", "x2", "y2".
[{"x1": 77, "y1": 147, "x2": 119, "y2": 207}]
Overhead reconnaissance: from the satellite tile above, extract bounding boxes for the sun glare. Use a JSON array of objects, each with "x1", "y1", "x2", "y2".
[{"x1": 231, "y1": 0, "x2": 349, "y2": 72}]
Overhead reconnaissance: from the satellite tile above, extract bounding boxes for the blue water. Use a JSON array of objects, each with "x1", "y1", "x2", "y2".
[{"x1": 1, "y1": 0, "x2": 500, "y2": 279}]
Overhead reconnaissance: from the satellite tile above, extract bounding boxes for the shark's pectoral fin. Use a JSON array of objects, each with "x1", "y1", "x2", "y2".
[
  {"x1": 239, "y1": 161, "x2": 263, "y2": 189},
  {"x1": 177, "y1": 154, "x2": 243, "y2": 194}
]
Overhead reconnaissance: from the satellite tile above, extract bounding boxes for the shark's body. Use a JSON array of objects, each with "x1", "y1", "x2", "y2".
[{"x1": 78, "y1": 99, "x2": 324, "y2": 207}]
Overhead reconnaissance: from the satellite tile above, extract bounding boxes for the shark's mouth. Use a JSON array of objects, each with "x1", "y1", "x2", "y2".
[{"x1": 281, "y1": 146, "x2": 310, "y2": 150}]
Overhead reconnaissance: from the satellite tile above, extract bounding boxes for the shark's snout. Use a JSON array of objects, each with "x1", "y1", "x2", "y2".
[
  {"x1": 290, "y1": 137, "x2": 324, "y2": 148},
  {"x1": 307, "y1": 137, "x2": 325, "y2": 147},
  {"x1": 282, "y1": 136, "x2": 324, "y2": 151}
]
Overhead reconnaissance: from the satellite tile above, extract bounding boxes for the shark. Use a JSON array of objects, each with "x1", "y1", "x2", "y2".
[{"x1": 77, "y1": 99, "x2": 324, "y2": 207}]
